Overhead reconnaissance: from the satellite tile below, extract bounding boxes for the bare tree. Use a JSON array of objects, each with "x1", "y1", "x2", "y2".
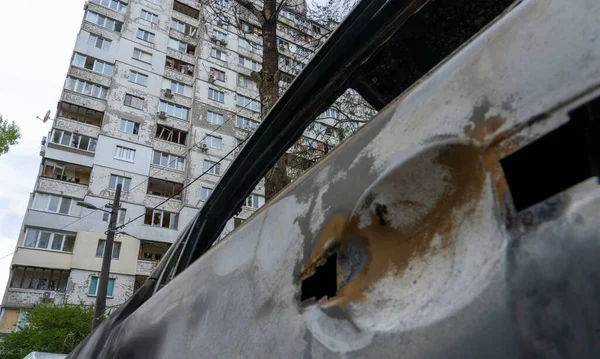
[{"x1": 199, "y1": 0, "x2": 372, "y2": 200}]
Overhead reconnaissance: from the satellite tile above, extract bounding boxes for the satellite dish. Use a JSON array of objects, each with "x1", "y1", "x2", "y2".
[{"x1": 36, "y1": 110, "x2": 51, "y2": 123}]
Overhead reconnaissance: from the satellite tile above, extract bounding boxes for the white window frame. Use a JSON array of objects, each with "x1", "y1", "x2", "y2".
[
  {"x1": 91, "y1": 0, "x2": 127, "y2": 12},
  {"x1": 96, "y1": 239, "x2": 122, "y2": 259},
  {"x1": 168, "y1": 38, "x2": 190, "y2": 53},
  {"x1": 208, "y1": 88, "x2": 225, "y2": 103},
  {"x1": 85, "y1": 11, "x2": 122, "y2": 32},
  {"x1": 200, "y1": 187, "x2": 213, "y2": 201},
  {"x1": 23, "y1": 228, "x2": 75, "y2": 252},
  {"x1": 159, "y1": 101, "x2": 189, "y2": 120},
  {"x1": 50, "y1": 129, "x2": 97, "y2": 152},
  {"x1": 140, "y1": 9, "x2": 159, "y2": 24},
  {"x1": 237, "y1": 94, "x2": 260, "y2": 112},
  {"x1": 114, "y1": 145, "x2": 136, "y2": 162},
  {"x1": 203, "y1": 160, "x2": 221, "y2": 175},
  {"x1": 169, "y1": 80, "x2": 186, "y2": 95},
  {"x1": 235, "y1": 115, "x2": 259, "y2": 131},
  {"x1": 206, "y1": 111, "x2": 224, "y2": 125},
  {"x1": 132, "y1": 48, "x2": 152, "y2": 63},
  {"x1": 33, "y1": 193, "x2": 73, "y2": 215},
  {"x1": 206, "y1": 135, "x2": 222, "y2": 149},
  {"x1": 109, "y1": 174, "x2": 131, "y2": 192},
  {"x1": 129, "y1": 70, "x2": 149, "y2": 86},
  {"x1": 152, "y1": 150, "x2": 185, "y2": 171},
  {"x1": 124, "y1": 94, "x2": 144, "y2": 110},
  {"x1": 64, "y1": 77, "x2": 108, "y2": 99},
  {"x1": 245, "y1": 194, "x2": 263, "y2": 209},
  {"x1": 136, "y1": 28, "x2": 155, "y2": 43},
  {"x1": 87, "y1": 33, "x2": 111, "y2": 50},
  {"x1": 102, "y1": 208, "x2": 127, "y2": 225},
  {"x1": 210, "y1": 47, "x2": 225, "y2": 60},
  {"x1": 211, "y1": 29, "x2": 227, "y2": 41},
  {"x1": 145, "y1": 208, "x2": 179, "y2": 229},
  {"x1": 238, "y1": 55, "x2": 261, "y2": 71},
  {"x1": 119, "y1": 119, "x2": 140, "y2": 135}
]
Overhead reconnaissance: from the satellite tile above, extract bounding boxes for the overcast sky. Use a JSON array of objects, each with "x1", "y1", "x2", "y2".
[{"x1": 0, "y1": 0, "x2": 87, "y2": 301}]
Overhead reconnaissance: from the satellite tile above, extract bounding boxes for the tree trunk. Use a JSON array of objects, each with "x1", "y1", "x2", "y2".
[{"x1": 259, "y1": 0, "x2": 290, "y2": 201}]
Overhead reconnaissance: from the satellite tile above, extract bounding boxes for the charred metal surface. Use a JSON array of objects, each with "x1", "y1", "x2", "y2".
[{"x1": 69, "y1": 0, "x2": 600, "y2": 357}]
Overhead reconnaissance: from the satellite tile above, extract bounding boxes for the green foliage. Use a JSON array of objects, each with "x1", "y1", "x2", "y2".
[
  {"x1": 0, "y1": 115, "x2": 21, "y2": 156},
  {"x1": 0, "y1": 303, "x2": 94, "y2": 359}
]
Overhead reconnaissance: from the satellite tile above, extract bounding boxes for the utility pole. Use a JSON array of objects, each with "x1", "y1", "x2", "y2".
[{"x1": 92, "y1": 183, "x2": 122, "y2": 329}]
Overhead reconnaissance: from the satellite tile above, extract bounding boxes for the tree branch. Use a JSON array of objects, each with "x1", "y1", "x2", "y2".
[{"x1": 234, "y1": 0, "x2": 265, "y2": 23}]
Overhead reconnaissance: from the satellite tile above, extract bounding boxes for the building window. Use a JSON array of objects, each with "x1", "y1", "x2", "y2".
[
  {"x1": 235, "y1": 115, "x2": 259, "y2": 131},
  {"x1": 165, "y1": 57, "x2": 194, "y2": 76},
  {"x1": 119, "y1": 119, "x2": 140, "y2": 135},
  {"x1": 132, "y1": 48, "x2": 152, "y2": 63},
  {"x1": 144, "y1": 208, "x2": 179, "y2": 229},
  {"x1": 32, "y1": 194, "x2": 72, "y2": 215},
  {"x1": 210, "y1": 47, "x2": 226, "y2": 60},
  {"x1": 129, "y1": 71, "x2": 148, "y2": 86},
  {"x1": 114, "y1": 145, "x2": 136, "y2": 162},
  {"x1": 140, "y1": 9, "x2": 159, "y2": 23},
  {"x1": 109, "y1": 174, "x2": 131, "y2": 192},
  {"x1": 168, "y1": 38, "x2": 196, "y2": 55},
  {"x1": 9, "y1": 266, "x2": 70, "y2": 292},
  {"x1": 208, "y1": 88, "x2": 225, "y2": 103},
  {"x1": 102, "y1": 208, "x2": 127, "y2": 225},
  {"x1": 85, "y1": 11, "x2": 123, "y2": 32},
  {"x1": 238, "y1": 55, "x2": 261, "y2": 71},
  {"x1": 96, "y1": 239, "x2": 122, "y2": 259},
  {"x1": 237, "y1": 75, "x2": 257, "y2": 91},
  {"x1": 50, "y1": 129, "x2": 97, "y2": 152},
  {"x1": 210, "y1": 29, "x2": 227, "y2": 42},
  {"x1": 200, "y1": 186, "x2": 213, "y2": 201},
  {"x1": 91, "y1": 0, "x2": 127, "y2": 12},
  {"x1": 245, "y1": 194, "x2": 263, "y2": 208},
  {"x1": 124, "y1": 94, "x2": 144, "y2": 110},
  {"x1": 88, "y1": 277, "x2": 115, "y2": 297},
  {"x1": 147, "y1": 178, "x2": 183, "y2": 199},
  {"x1": 206, "y1": 111, "x2": 223, "y2": 125},
  {"x1": 210, "y1": 68, "x2": 225, "y2": 82},
  {"x1": 205, "y1": 135, "x2": 222, "y2": 149},
  {"x1": 23, "y1": 228, "x2": 76, "y2": 252},
  {"x1": 87, "y1": 33, "x2": 111, "y2": 50},
  {"x1": 159, "y1": 101, "x2": 189, "y2": 120},
  {"x1": 156, "y1": 124, "x2": 187, "y2": 145},
  {"x1": 65, "y1": 77, "x2": 108, "y2": 99},
  {"x1": 72, "y1": 53, "x2": 114, "y2": 76},
  {"x1": 173, "y1": 0, "x2": 200, "y2": 19},
  {"x1": 170, "y1": 18, "x2": 197, "y2": 36},
  {"x1": 237, "y1": 94, "x2": 260, "y2": 112},
  {"x1": 203, "y1": 160, "x2": 221, "y2": 175},
  {"x1": 238, "y1": 38, "x2": 261, "y2": 54},
  {"x1": 64, "y1": 77, "x2": 107, "y2": 99},
  {"x1": 137, "y1": 28, "x2": 155, "y2": 43},
  {"x1": 152, "y1": 150, "x2": 185, "y2": 171},
  {"x1": 169, "y1": 80, "x2": 186, "y2": 95}
]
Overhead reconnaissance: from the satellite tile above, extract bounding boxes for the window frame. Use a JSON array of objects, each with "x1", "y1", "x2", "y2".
[
  {"x1": 129, "y1": 70, "x2": 149, "y2": 86},
  {"x1": 108, "y1": 174, "x2": 132, "y2": 192},
  {"x1": 96, "y1": 239, "x2": 122, "y2": 259},
  {"x1": 114, "y1": 145, "x2": 136, "y2": 162},
  {"x1": 207, "y1": 110, "x2": 224, "y2": 125},
  {"x1": 119, "y1": 119, "x2": 140, "y2": 135},
  {"x1": 208, "y1": 88, "x2": 225, "y2": 103},
  {"x1": 143, "y1": 208, "x2": 179, "y2": 229},
  {"x1": 132, "y1": 48, "x2": 152, "y2": 63},
  {"x1": 23, "y1": 228, "x2": 76, "y2": 253},
  {"x1": 152, "y1": 150, "x2": 185, "y2": 171},
  {"x1": 88, "y1": 276, "x2": 115, "y2": 297},
  {"x1": 206, "y1": 135, "x2": 222, "y2": 149},
  {"x1": 124, "y1": 94, "x2": 144, "y2": 110},
  {"x1": 203, "y1": 160, "x2": 221, "y2": 175},
  {"x1": 140, "y1": 9, "x2": 159, "y2": 24},
  {"x1": 136, "y1": 28, "x2": 156, "y2": 43}
]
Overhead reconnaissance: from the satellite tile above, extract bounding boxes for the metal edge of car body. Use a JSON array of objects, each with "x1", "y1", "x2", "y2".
[{"x1": 69, "y1": 0, "x2": 600, "y2": 357}]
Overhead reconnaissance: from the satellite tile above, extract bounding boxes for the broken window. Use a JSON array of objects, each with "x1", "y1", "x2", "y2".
[
  {"x1": 168, "y1": 38, "x2": 196, "y2": 55},
  {"x1": 96, "y1": 239, "x2": 121, "y2": 259},
  {"x1": 173, "y1": 1, "x2": 200, "y2": 19},
  {"x1": 50, "y1": 129, "x2": 97, "y2": 152},
  {"x1": 124, "y1": 94, "x2": 144, "y2": 110},
  {"x1": 58, "y1": 102, "x2": 104, "y2": 127},
  {"x1": 155, "y1": 124, "x2": 187, "y2": 145},
  {"x1": 147, "y1": 178, "x2": 183, "y2": 199},
  {"x1": 23, "y1": 228, "x2": 76, "y2": 252},
  {"x1": 139, "y1": 240, "x2": 170, "y2": 260},
  {"x1": 165, "y1": 57, "x2": 194, "y2": 76},
  {"x1": 144, "y1": 209, "x2": 179, "y2": 229},
  {"x1": 171, "y1": 18, "x2": 198, "y2": 36},
  {"x1": 42, "y1": 160, "x2": 92, "y2": 184},
  {"x1": 120, "y1": 119, "x2": 140, "y2": 135},
  {"x1": 9, "y1": 266, "x2": 70, "y2": 292}
]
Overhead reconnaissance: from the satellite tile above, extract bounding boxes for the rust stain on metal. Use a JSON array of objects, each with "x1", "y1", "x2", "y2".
[{"x1": 464, "y1": 115, "x2": 507, "y2": 142}]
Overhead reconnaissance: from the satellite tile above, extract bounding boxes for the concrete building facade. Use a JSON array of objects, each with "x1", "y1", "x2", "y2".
[{"x1": 0, "y1": 0, "x2": 335, "y2": 332}]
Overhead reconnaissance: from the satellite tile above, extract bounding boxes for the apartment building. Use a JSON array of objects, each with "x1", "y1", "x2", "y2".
[{"x1": 0, "y1": 0, "x2": 337, "y2": 332}]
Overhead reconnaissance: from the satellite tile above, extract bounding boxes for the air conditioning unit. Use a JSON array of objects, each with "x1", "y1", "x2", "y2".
[
  {"x1": 200, "y1": 142, "x2": 209, "y2": 151},
  {"x1": 219, "y1": 40, "x2": 228, "y2": 46},
  {"x1": 43, "y1": 291, "x2": 56, "y2": 300},
  {"x1": 157, "y1": 111, "x2": 167, "y2": 119},
  {"x1": 208, "y1": 75, "x2": 216, "y2": 84},
  {"x1": 210, "y1": 35, "x2": 218, "y2": 42},
  {"x1": 164, "y1": 88, "x2": 174, "y2": 98}
]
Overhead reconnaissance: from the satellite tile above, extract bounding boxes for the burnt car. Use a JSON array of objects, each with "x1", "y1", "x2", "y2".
[{"x1": 70, "y1": 0, "x2": 600, "y2": 357}]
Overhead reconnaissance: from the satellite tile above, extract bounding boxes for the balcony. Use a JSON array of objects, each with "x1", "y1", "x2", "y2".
[
  {"x1": 57, "y1": 101, "x2": 104, "y2": 128},
  {"x1": 136, "y1": 240, "x2": 169, "y2": 276},
  {"x1": 38, "y1": 160, "x2": 92, "y2": 197},
  {"x1": 135, "y1": 260, "x2": 155, "y2": 276},
  {"x1": 4, "y1": 266, "x2": 70, "y2": 308},
  {"x1": 61, "y1": 91, "x2": 106, "y2": 113}
]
